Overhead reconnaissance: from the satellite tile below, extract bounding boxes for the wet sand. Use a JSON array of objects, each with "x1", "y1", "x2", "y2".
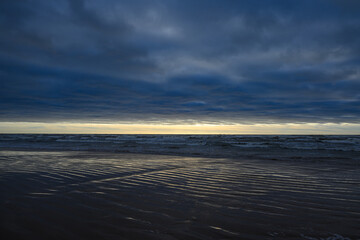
[{"x1": 1, "y1": 150, "x2": 359, "y2": 239}]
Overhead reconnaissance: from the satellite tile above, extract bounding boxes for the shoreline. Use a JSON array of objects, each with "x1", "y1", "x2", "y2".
[{"x1": 1, "y1": 148, "x2": 359, "y2": 239}]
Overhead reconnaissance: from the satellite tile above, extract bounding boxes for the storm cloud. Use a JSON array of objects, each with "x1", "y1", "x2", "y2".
[{"x1": 1, "y1": 0, "x2": 359, "y2": 124}]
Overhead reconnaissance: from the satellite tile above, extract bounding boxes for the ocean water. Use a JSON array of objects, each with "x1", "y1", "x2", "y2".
[
  {"x1": 0, "y1": 134, "x2": 359, "y2": 160},
  {"x1": 0, "y1": 135, "x2": 359, "y2": 239}
]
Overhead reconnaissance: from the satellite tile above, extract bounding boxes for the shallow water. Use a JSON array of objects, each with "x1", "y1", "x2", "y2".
[{"x1": 1, "y1": 150, "x2": 359, "y2": 239}]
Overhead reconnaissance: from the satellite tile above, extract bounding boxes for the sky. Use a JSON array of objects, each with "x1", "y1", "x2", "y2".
[{"x1": 0, "y1": 0, "x2": 359, "y2": 134}]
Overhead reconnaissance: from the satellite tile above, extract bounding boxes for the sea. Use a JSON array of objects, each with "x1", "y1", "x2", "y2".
[{"x1": 1, "y1": 134, "x2": 359, "y2": 239}]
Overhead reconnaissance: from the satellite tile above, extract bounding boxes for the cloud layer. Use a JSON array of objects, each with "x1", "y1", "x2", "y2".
[{"x1": 1, "y1": 0, "x2": 360, "y2": 124}]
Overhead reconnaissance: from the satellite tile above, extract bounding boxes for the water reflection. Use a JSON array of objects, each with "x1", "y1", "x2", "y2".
[{"x1": 1, "y1": 151, "x2": 359, "y2": 239}]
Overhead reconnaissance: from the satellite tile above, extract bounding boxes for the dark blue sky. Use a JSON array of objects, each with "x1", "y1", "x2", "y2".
[{"x1": 1, "y1": 0, "x2": 360, "y2": 125}]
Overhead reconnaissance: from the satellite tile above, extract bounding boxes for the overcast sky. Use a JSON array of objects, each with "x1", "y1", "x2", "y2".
[{"x1": 1, "y1": 0, "x2": 360, "y2": 128}]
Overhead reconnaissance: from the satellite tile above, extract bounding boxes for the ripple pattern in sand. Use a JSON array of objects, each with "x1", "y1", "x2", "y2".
[{"x1": 1, "y1": 151, "x2": 359, "y2": 240}]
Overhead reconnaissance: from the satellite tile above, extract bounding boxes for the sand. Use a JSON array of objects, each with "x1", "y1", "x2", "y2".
[{"x1": 1, "y1": 150, "x2": 359, "y2": 239}]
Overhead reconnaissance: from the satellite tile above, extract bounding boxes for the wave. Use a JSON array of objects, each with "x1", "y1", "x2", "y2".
[{"x1": 0, "y1": 134, "x2": 359, "y2": 162}]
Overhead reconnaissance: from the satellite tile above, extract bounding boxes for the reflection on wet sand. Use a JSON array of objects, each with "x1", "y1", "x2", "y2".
[{"x1": 1, "y1": 151, "x2": 359, "y2": 239}]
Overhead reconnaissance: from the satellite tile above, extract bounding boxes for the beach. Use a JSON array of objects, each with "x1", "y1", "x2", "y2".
[
  {"x1": 1, "y1": 135, "x2": 359, "y2": 239},
  {"x1": 2, "y1": 0, "x2": 360, "y2": 238}
]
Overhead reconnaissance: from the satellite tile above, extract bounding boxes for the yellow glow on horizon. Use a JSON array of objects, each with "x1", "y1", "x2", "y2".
[{"x1": 0, "y1": 122, "x2": 359, "y2": 134}]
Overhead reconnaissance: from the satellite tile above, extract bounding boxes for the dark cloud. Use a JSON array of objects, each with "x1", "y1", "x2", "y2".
[{"x1": 1, "y1": 0, "x2": 359, "y2": 124}]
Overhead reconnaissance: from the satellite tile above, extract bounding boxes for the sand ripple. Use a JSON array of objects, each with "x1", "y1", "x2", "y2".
[{"x1": 1, "y1": 150, "x2": 359, "y2": 239}]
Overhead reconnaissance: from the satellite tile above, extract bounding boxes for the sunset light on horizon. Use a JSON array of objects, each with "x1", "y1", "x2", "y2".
[{"x1": 1, "y1": 122, "x2": 359, "y2": 135}]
